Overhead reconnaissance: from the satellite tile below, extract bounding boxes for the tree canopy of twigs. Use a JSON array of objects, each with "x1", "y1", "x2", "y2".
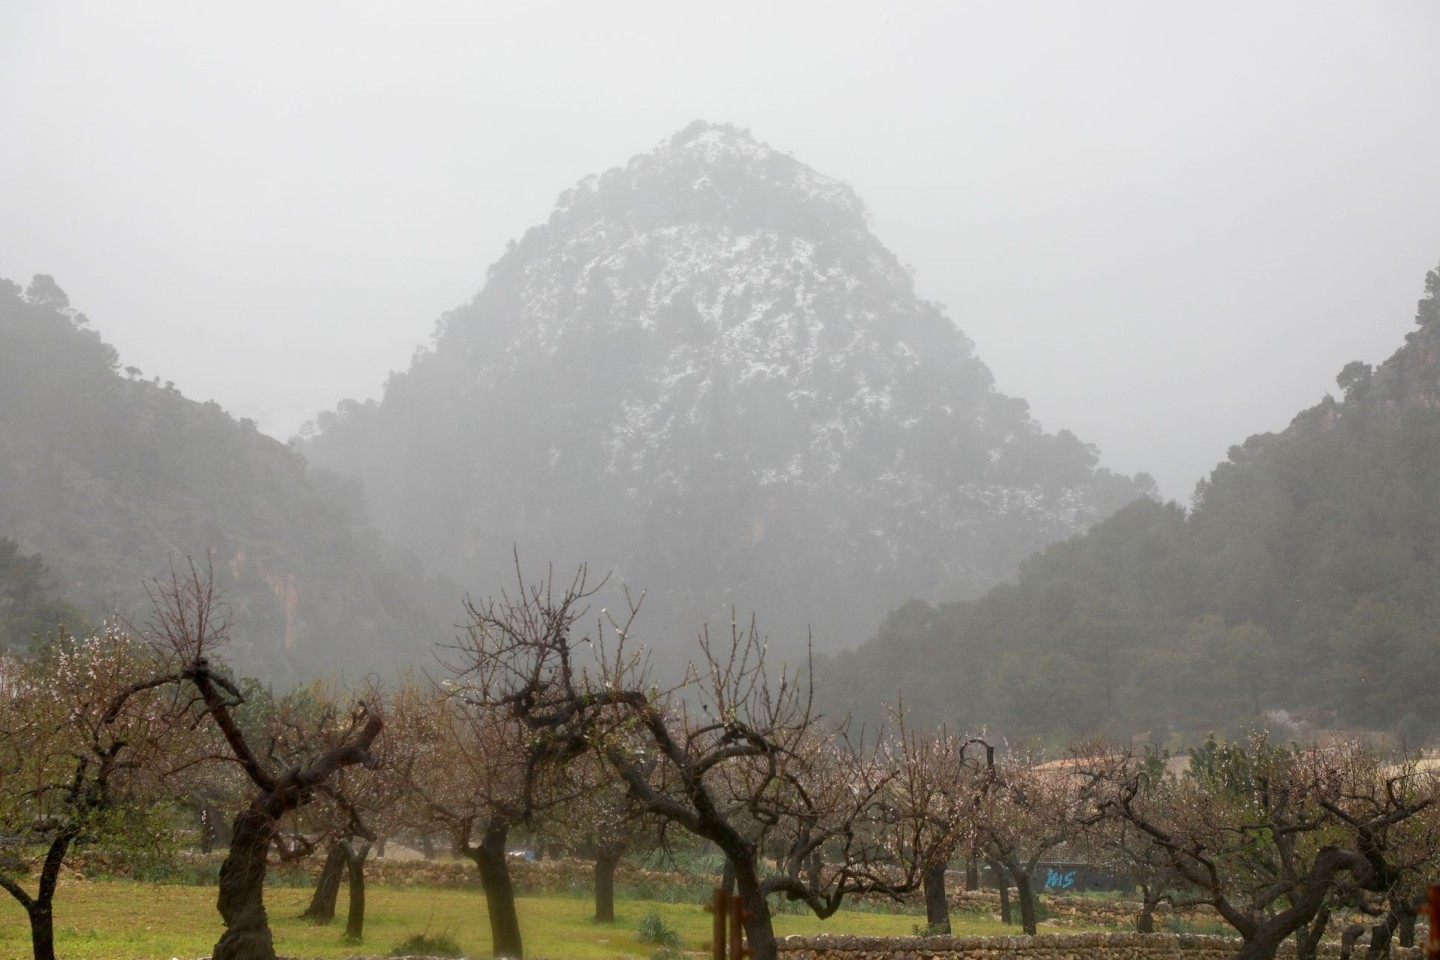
[
  {"x1": 0, "y1": 624, "x2": 191, "y2": 960},
  {"x1": 1081, "y1": 734, "x2": 1440, "y2": 960},
  {"x1": 146, "y1": 563, "x2": 385, "y2": 960},
  {"x1": 425, "y1": 562, "x2": 968, "y2": 960}
]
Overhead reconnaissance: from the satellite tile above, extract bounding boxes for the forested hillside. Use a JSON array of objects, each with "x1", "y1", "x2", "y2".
[
  {"x1": 0, "y1": 274, "x2": 458, "y2": 680},
  {"x1": 820, "y1": 264, "x2": 1440, "y2": 745}
]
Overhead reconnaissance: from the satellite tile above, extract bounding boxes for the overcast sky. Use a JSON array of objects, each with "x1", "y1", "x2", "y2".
[{"x1": 3, "y1": 2, "x2": 1438, "y2": 501}]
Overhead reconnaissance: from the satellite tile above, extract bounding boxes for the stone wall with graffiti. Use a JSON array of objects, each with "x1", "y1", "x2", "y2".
[{"x1": 980, "y1": 861, "x2": 1132, "y2": 894}]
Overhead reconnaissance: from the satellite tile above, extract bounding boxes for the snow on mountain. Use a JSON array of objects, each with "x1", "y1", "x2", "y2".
[{"x1": 302, "y1": 121, "x2": 1153, "y2": 657}]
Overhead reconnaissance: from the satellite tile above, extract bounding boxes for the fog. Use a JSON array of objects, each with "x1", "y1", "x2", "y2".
[{"x1": 2, "y1": 1, "x2": 1438, "y2": 500}]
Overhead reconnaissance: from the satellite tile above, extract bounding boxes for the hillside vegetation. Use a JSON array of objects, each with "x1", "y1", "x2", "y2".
[
  {"x1": 820, "y1": 264, "x2": 1440, "y2": 745},
  {"x1": 0, "y1": 274, "x2": 457, "y2": 680}
]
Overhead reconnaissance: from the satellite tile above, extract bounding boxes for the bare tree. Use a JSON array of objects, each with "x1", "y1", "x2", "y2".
[
  {"x1": 978, "y1": 745, "x2": 1093, "y2": 935},
  {"x1": 294, "y1": 780, "x2": 389, "y2": 940},
  {"x1": 1067, "y1": 747, "x2": 1179, "y2": 932},
  {"x1": 1310, "y1": 747, "x2": 1440, "y2": 959},
  {"x1": 1085, "y1": 734, "x2": 1436, "y2": 960},
  {"x1": 881, "y1": 715, "x2": 994, "y2": 934},
  {"x1": 534, "y1": 749, "x2": 659, "y2": 923},
  {"x1": 402, "y1": 567, "x2": 606, "y2": 960},
  {"x1": 406, "y1": 689, "x2": 536, "y2": 959},
  {"x1": 599, "y1": 632, "x2": 919, "y2": 960},
  {"x1": 0, "y1": 628, "x2": 188, "y2": 960},
  {"x1": 292, "y1": 676, "x2": 410, "y2": 941},
  {"x1": 147, "y1": 566, "x2": 384, "y2": 960},
  {"x1": 438, "y1": 562, "x2": 935, "y2": 960}
]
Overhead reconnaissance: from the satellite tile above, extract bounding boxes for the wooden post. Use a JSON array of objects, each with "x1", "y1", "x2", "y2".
[
  {"x1": 1427, "y1": 885, "x2": 1440, "y2": 960},
  {"x1": 728, "y1": 894, "x2": 751, "y2": 960},
  {"x1": 705, "y1": 887, "x2": 727, "y2": 960}
]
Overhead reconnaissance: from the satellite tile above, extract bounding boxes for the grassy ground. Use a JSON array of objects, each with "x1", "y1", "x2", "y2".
[{"x1": 0, "y1": 878, "x2": 1015, "y2": 960}]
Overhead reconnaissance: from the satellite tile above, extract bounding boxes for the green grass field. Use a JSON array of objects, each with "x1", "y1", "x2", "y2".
[{"x1": 0, "y1": 878, "x2": 1014, "y2": 959}]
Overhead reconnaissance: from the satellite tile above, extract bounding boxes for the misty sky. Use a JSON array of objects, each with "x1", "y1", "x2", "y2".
[{"x1": 3, "y1": 2, "x2": 1438, "y2": 501}]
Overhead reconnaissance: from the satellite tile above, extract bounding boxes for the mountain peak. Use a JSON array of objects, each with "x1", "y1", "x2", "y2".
[
  {"x1": 667, "y1": 119, "x2": 759, "y2": 154},
  {"x1": 305, "y1": 125, "x2": 1149, "y2": 656},
  {"x1": 661, "y1": 120, "x2": 798, "y2": 176},
  {"x1": 547, "y1": 121, "x2": 867, "y2": 239}
]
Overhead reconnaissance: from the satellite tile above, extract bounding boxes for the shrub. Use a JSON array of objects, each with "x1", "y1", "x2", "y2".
[
  {"x1": 390, "y1": 930, "x2": 465, "y2": 958},
  {"x1": 635, "y1": 909, "x2": 683, "y2": 948}
]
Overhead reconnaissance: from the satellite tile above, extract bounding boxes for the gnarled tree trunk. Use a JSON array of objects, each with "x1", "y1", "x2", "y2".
[
  {"x1": 342, "y1": 839, "x2": 371, "y2": 941},
  {"x1": 922, "y1": 861, "x2": 950, "y2": 933},
  {"x1": 733, "y1": 852, "x2": 779, "y2": 960},
  {"x1": 1135, "y1": 883, "x2": 1163, "y2": 933},
  {"x1": 469, "y1": 814, "x2": 523, "y2": 960},
  {"x1": 26, "y1": 898, "x2": 55, "y2": 960},
  {"x1": 301, "y1": 843, "x2": 346, "y2": 923},
  {"x1": 213, "y1": 807, "x2": 277, "y2": 960},
  {"x1": 1014, "y1": 869, "x2": 1037, "y2": 936},
  {"x1": 1295, "y1": 906, "x2": 1330, "y2": 960},
  {"x1": 1340, "y1": 923, "x2": 1366, "y2": 960},
  {"x1": 988, "y1": 858, "x2": 1011, "y2": 925},
  {"x1": 593, "y1": 841, "x2": 624, "y2": 923},
  {"x1": 1394, "y1": 897, "x2": 1418, "y2": 950},
  {"x1": 0, "y1": 831, "x2": 72, "y2": 960},
  {"x1": 1234, "y1": 925, "x2": 1298, "y2": 960}
]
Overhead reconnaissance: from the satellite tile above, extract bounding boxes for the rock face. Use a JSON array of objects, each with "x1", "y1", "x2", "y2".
[{"x1": 303, "y1": 121, "x2": 1151, "y2": 656}]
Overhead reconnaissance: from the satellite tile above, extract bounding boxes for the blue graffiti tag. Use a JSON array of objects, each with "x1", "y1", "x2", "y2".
[{"x1": 1044, "y1": 868, "x2": 1076, "y2": 890}]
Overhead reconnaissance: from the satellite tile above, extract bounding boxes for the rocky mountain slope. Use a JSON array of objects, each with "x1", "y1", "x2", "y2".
[
  {"x1": 302, "y1": 122, "x2": 1152, "y2": 656},
  {"x1": 0, "y1": 274, "x2": 457, "y2": 681}
]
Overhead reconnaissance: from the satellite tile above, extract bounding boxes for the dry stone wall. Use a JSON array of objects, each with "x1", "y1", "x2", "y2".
[{"x1": 777, "y1": 932, "x2": 1424, "y2": 960}]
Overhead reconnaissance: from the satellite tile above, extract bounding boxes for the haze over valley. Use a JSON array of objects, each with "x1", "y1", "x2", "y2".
[{"x1": 3, "y1": 3, "x2": 1440, "y2": 744}]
